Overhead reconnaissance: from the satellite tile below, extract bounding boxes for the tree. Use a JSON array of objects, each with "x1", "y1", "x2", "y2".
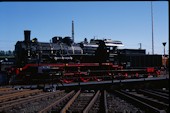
[
  {"x1": 8, "y1": 50, "x2": 12, "y2": 56},
  {"x1": 0, "y1": 50, "x2": 14, "y2": 56},
  {"x1": 0, "y1": 50, "x2": 5, "y2": 56}
]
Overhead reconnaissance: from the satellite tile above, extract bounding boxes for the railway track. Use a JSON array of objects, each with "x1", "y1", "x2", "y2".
[
  {"x1": 0, "y1": 89, "x2": 42, "y2": 103},
  {"x1": 0, "y1": 87, "x2": 14, "y2": 92},
  {"x1": 0, "y1": 89, "x2": 65, "y2": 113},
  {"x1": 106, "y1": 90, "x2": 144, "y2": 113},
  {"x1": 113, "y1": 89, "x2": 169, "y2": 113},
  {"x1": 0, "y1": 87, "x2": 169, "y2": 113},
  {"x1": 0, "y1": 89, "x2": 30, "y2": 96},
  {"x1": 67, "y1": 90, "x2": 99, "y2": 113},
  {"x1": 39, "y1": 90, "x2": 101, "y2": 113}
]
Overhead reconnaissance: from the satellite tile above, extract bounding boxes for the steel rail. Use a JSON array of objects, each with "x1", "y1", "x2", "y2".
[
  {"x1": 60, "y1": 90, "x2": 80, "y2": 113},
  {"x1": 0, "y1": 88, "x2": 13, "y2": 91},
  {"x1": 83, "y1": 90, "x2": 100, "y2": 113},
  {"x1": 144, "y1": 89, "x2": 169, "y2": 97},
  {"x1": 0, "y1": 89, "x2": 30, "y2": 96},
  {"x1": 121, "y1": 90, "x2": 169, "y2": 110},
  {"x1": 0, "y1": 90, "x2": 65, "y2": 112},
  {"x1": 114, "y1": 90, "x2": 166, "y2": 113},
  {"x1": 138, "y1": 89, "x2": 169, "y2": 104},
  {"x1": 38, "y1": 90, "x2": 75, "y2": 113},
  {"x1": 0, "y1": 89, "x2": 32, "y2": 99},
  {"x1": 0, "y1": 89, "x2": 41, "y2": 102},
  {"x1": 154, "y1": 89, "x2": 169, "y2": 94},
  {"x1": 0, "y1": 90, "x2": 63, "y2": 107},
  {"x1": 104, "y1": 90, "x2": 108, "y2": 113}
]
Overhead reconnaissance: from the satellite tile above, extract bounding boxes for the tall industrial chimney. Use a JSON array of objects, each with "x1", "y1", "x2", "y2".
[
  {"x1": 24, "y1": 30, "x2": 31, "y2": 42},
  {"x1": 72, "y1": 20, "x2": 74, "y2": 43}
]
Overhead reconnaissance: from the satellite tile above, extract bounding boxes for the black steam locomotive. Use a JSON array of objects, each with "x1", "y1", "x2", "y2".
[
  {"x1": 15, "y1": 30, "x2": 124, "y2": 67},
  {"x1": 8, "y1": 30, "x2": 162, "y2": 85}
]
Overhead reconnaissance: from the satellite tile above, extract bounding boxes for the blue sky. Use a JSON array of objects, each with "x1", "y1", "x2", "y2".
[{"x1": 0, "y1": 1, "x2": 168, "y2": 55}]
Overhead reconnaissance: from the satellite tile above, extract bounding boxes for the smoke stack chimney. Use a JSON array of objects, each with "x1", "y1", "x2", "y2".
[
  {"x1": 24, "y1": 30, "x2": 31, "y2": 42},
  {"x1": 72, "y1": 20, "x2": 74, "y2": 43}
]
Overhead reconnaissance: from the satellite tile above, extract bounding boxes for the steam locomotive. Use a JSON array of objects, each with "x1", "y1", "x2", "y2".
[{"x1": 8, "y1": 30, "x2": 162, "y2": 85}]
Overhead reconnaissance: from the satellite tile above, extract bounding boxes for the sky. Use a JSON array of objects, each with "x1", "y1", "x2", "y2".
[{"x1": 0, "y1": 1, "x2": 169, "y2": 55}]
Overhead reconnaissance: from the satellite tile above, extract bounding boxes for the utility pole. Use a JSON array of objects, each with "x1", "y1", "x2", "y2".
[{"x1": 151, "y1": 2, "x2": 154, "y2": 54}]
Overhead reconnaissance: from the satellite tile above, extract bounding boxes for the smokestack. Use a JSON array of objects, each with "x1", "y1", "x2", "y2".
[
  {"x1": 72, "y1": 20, "x2": 74, "y2": 43},
  {"x1": 24, "y1": 30, "x2": 31, "y2": 42}
]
